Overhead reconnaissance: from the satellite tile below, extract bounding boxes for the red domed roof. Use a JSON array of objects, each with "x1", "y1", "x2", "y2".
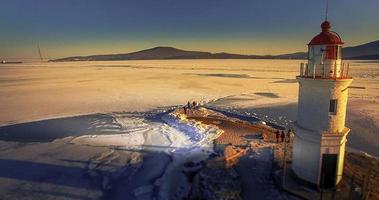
[{"x1": 308, "y1": 21, "x2": 343, "y2": 45}]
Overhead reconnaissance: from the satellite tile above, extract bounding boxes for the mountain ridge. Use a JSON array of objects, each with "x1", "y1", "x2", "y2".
[{"x1": 50, "y1": 40, "x2": 379, "y2": 62}]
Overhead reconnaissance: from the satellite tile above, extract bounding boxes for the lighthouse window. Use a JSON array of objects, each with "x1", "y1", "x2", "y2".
[
  {"x1": 308, "y1": 46, "x2": 314, "y2": 60},
  {"x1": 326, "y1": 46, "x2": 337, "y2": 60},
  {"x1": 329, "y1": 99, "x2": 337, "y2": 114},
  {"x1": 337, "y1": 46, "x2": 342, "y2": 59}
]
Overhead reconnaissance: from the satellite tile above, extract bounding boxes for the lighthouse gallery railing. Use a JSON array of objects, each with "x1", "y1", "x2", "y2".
[{"x1": 298, "y1": 62, "x2": 351, "y2": 79}]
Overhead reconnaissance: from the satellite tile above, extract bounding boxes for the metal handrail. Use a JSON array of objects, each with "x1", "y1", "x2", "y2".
[{"x1": 298, "y1": 62, "x2": 351, "y2": 79}]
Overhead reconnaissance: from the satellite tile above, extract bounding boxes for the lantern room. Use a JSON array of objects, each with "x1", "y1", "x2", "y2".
[{"x1": 299, "y1": 21, "x2": 349, "y2": 79}]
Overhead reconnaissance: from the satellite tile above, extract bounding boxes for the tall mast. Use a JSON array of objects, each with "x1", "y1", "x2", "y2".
[
  {"x1": 37, "y1": 44, "x2": 43, "y2": 61},
  {"x1": 325, "y1": 0, "x2": 329, "y2": 21}
]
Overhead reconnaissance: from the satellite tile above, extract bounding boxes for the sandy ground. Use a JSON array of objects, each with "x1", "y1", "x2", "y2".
[
  {"x1": 184, "y1": 107, "x2": 297, "y2": 199},
  {"x1": 183, "y1": 107, "x2": 379, "y2": 200}
]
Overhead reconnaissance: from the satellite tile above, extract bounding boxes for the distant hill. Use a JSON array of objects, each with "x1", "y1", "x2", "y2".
[
  {"x1": 349, "y1": 54, "x2": 379, "y2": 60},
  {"x1": 50, "y1": 47, "x2": 272, "y2": 62},
  {"x1": 51, "y1": 47, "x2": 208, "y2": 61},
  {"x1": 51, "y1": 40, "x2": 379, "y2": 62},
  {"x1": 343, "y1": 40, "x2": 379, "y2": 58},
  {"x1": 274, "y1": 52, "x2": 307, "y2": 59},
  {"x1": 273, "y1": 40, "x2": 379, "y2": 60}
]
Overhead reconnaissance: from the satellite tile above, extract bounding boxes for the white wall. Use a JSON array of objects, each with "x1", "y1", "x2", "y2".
[
  {"x1": 292, "y1": 124, "x2": 322, "y2": 184},
  {"x1": 297, "y1": 78, "x2": 352, "y2": 133},
  {"x1": 293, "y1": 77, "x2": 352, "y2": 186}
]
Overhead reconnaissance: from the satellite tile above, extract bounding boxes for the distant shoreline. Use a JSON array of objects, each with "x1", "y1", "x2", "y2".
[
  {"x1": 49, "y1": 57, "x2": 308, "y2": 62},
  {"x1": 49, "y1": 42, "x2": 379, "y2": 62},
  {"x1": 49, "y1": 57, "x2": 379, "y2": 63}
]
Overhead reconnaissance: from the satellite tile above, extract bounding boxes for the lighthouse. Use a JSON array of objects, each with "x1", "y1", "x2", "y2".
[{"x1": 292, "y1": 20, "x2": 353, "y2": 189}]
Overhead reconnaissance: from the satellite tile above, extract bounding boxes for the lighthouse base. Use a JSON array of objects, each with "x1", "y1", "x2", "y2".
[{"x1": 292, "y1": 123, "x2": 349, "y2": 189}]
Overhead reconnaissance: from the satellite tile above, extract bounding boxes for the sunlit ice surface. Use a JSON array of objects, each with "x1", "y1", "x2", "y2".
[
  {"x1": 0, "y1": 59, "x2": 378, "y2": 199},
  {"x1": 0, "y1": 59, "x2": 377, "y2": 155}
]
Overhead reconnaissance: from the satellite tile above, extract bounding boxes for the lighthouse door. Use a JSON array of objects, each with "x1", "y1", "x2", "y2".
[{"x1": 320, "y1": 154, "x2": 338, "y2": 189}]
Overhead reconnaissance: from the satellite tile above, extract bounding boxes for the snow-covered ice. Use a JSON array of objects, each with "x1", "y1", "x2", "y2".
[
  {"x1": 0, "y1": 106, "x2": 225, "y2": 199},
  {"x1": 0, "y1": 59, "x2": 378, "y2": 199}
]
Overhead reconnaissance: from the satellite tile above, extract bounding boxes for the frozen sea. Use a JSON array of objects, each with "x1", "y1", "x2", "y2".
[
  {"x1": 0, "y1": 59, "x2": 378, "y2": 199},
  {"x1": 0, "y1": 59, "x2": 377, "y2": 155}
]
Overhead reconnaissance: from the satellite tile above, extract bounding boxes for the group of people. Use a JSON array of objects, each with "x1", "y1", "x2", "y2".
[
  {"x1": 183, "y1": 101, "x2": 198, "y2": 114},
  {"x1": 275, "y1": 129, "x2": 292, "y2": 143}
]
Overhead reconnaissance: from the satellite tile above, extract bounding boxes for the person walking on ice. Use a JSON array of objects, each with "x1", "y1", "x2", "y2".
[
  {"x1": 183, "y1": 106, "x2": 187, "y2": 114},
  {"x1": 276, "y1": 130, "x2": 280, "y2": 143},
  {"x1": 280, "y1": 131, "x2": 285, "y2": 143}
]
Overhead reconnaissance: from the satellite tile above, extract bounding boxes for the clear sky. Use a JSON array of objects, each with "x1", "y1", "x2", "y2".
[{"x1": 1, "y1": 0, "x2": 378, "y2": 59}]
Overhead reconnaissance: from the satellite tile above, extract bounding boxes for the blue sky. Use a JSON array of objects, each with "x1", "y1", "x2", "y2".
[{"x1": 1, "y1": 0, "x2": 378, "y2": 59}]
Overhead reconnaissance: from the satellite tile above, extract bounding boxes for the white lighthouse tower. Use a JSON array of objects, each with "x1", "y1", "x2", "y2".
[{"x1": 292, "y1": 20, "x2": 353, "y2": 189}]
